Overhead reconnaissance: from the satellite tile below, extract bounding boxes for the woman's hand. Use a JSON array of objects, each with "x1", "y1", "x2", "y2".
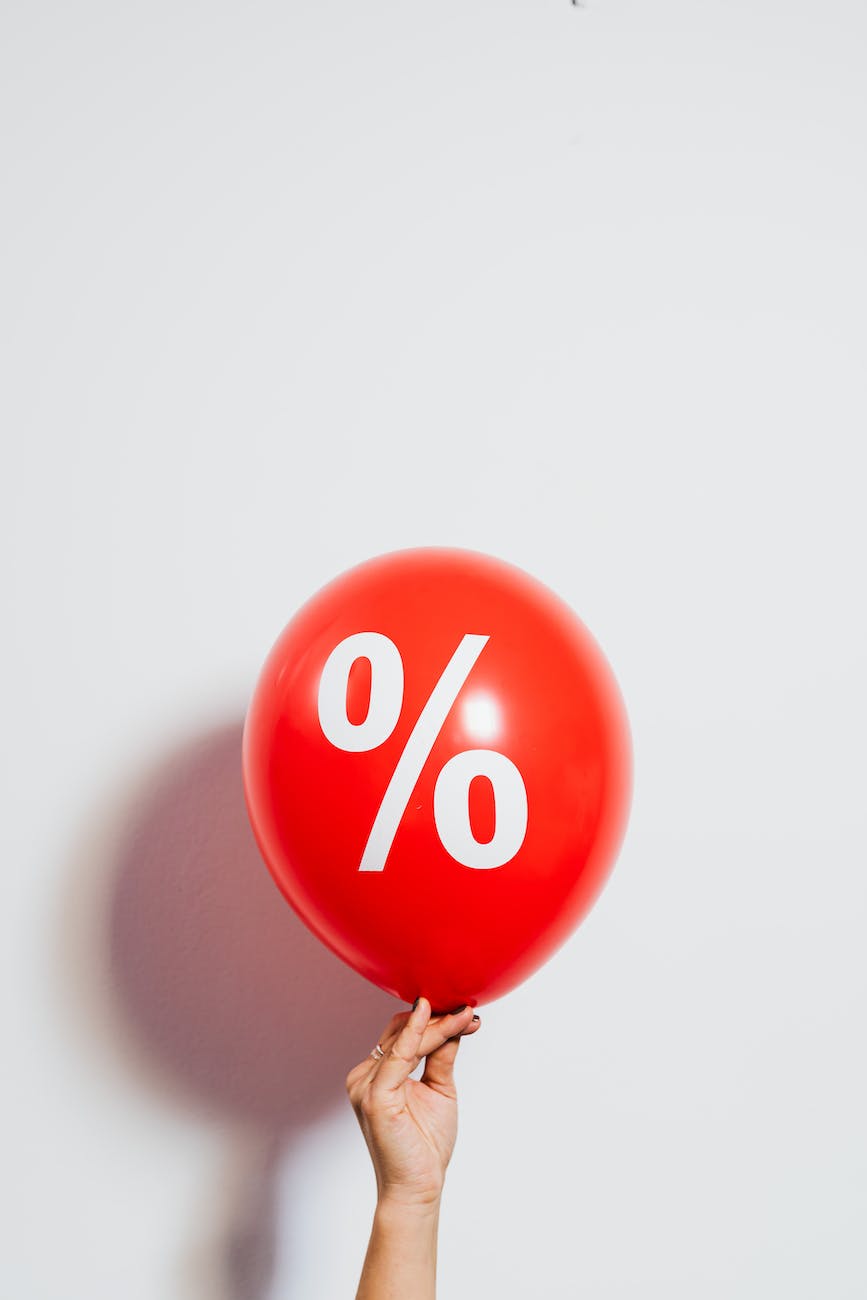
[
  {"x1": 349, "y1": 999, "x2": 480, "y2": 1298},
  {"x1": 346, "y1": 997, "x2": 480, "y2": 1210}
]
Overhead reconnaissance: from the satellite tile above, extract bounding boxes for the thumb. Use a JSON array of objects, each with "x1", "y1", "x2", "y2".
[{"x1": 420, "y1": 1035, "x2": 462, "y2": 1093}]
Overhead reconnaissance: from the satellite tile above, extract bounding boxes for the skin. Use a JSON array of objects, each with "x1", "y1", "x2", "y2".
[{"x1": 347, "y1": 997, "x2": 480, "y2": 1300}]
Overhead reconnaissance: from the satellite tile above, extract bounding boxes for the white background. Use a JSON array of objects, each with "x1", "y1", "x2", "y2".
[{"x1": 3, "y1": 1, "x2": 866, "y2": 1296}]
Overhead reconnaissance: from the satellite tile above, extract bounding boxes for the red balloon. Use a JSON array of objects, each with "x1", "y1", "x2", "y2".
[{"x1": 243, "y1": 548, "x2": 631, "y2": 1010}]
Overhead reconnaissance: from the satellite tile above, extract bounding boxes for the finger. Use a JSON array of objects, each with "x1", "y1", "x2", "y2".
[
  {"x1": 421, "y1": 1014, "x2": 480, "y2": 1091},
  {"x1": 378, "y1": 1010, "x2": 414, "y2": 1054},
  {"x1": 356, "y1": 1006, "x2": 474, "y2": 1088},
  {"x1": 348, "y1": 1004, "x2": 477, "y2": 1099},
  {"x1": 348, "y1": 1001, "x2": 429, "y2": 1100},
  {"x1": 379, "y1": 1006, "x2": 477, "y2": 1063},
  {"x1": 414, "y1": 1006, "x2": 477, "y2": 1059},
  {"x1": 371, "y1": 997, "x2": 434, "y2": 1095},
  {"x1": 421, "y1": 1038, "x2": 461, "y2": 1091},
  {"x1": 345, "y1": 1009, "x2": 411, "y2": 1097},
  {"x1": 374, "y1": 1004, "x2": 474, "y2": 1095}
]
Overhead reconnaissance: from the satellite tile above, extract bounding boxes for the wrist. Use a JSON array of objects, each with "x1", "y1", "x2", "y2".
[
  {"x1": 375, "y1": 1192, "x2": 442, "y2": 1225},
  {"x1": 358, "y1": 1194, "x2": 440, "y2": 1299}
]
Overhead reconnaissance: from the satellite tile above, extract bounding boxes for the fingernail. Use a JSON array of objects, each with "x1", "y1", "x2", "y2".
[
  {"x1": 452, "y1": 1005, "x2": 468, "y2": 1014},
  {"x1": 472, "y1": 1014, "x2": 480, "y2": 1022},
  {"x1": 412, "y1": 997, "x2": 420, "y2": 1011}
]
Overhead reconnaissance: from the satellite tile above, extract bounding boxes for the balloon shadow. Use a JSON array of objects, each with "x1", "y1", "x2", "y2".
[{"x1": 63, "y1": 722, "x2": 394, "y2": 1300}]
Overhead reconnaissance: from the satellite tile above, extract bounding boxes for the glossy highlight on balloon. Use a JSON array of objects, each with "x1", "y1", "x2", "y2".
[{"x1": 242, "y1": 548, "x2": 632, "y2": 1009}]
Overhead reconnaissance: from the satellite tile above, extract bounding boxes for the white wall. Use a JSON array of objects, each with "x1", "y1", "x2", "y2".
[{"x1": 3, "y1": 2, "x2": 865, "y2": 1297}]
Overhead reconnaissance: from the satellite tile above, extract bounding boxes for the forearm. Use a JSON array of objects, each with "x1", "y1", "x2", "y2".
[{"x1": 355, "y1": 1198, "x2": 441, "y2": 1300}]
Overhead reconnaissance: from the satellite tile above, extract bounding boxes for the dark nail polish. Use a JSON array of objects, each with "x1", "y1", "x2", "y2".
[
  {"x1": 452, "y1": 1005, "x2": 468, "y2": 1014},
  {"x1": 472, "y1": 1014, "x2": 480, "y2": 1022},
  {"x1": 412, "y1": 997, "x2": 420, "y2": 1010}
]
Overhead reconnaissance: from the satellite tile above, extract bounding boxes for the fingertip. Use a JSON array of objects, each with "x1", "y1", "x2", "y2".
[
  {"x1": 443, "y1": 1006, "x2": 478, "y2": 1041},
  {"x1": 410, "y1": 996, "x2": 431, "y2": 1026}
]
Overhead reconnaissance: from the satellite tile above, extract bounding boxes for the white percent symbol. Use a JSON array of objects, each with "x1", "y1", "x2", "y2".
[{"x1": 317, "y1": 632, "x2": 529, "y2": 872}]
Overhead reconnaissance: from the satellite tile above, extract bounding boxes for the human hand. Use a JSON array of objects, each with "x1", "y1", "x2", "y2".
[{"x1": 346, "y1": 998, "x2": 480, "y2": 1211}]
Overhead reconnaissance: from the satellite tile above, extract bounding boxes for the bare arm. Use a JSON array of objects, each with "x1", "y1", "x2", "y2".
[
  {"x1": 355, "y1": 1199, "x2": 441, "y2": 1300},
  {"x1": 346, "y1": 998, "x2": 480, "y2": 1300}
]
